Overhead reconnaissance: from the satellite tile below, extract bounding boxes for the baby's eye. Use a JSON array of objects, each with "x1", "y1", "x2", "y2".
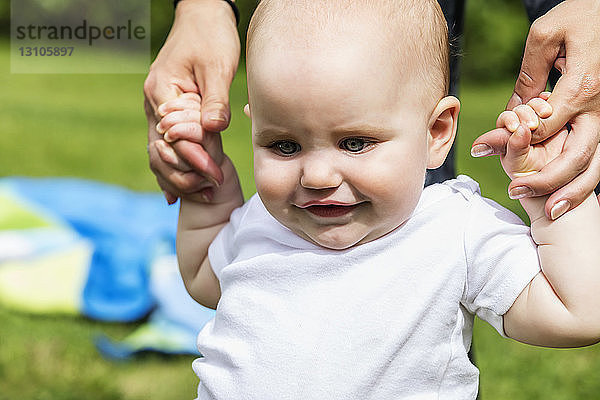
[
  {"x1": 340, "y1": 137, "x2": 372, "y2": 153},
  {"x1": 271, "y1": 140, "x2": 301, "y2": 156}
]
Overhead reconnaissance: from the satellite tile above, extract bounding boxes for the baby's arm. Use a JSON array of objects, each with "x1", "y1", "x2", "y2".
[
  {"x1": 158, "y1": 93, "x2": 244, "y2": 309},
  {"x1": 498, "y1": 95, "x2": 600, "y2": 347}
]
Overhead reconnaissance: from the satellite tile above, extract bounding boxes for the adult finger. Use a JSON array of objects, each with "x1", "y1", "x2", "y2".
[
  {"x1": 529, "y1": 76, "x2": 579, "y2": 143},
  {"x1": 154, "y1": 157, "x2": 211, "y2": 196},
  {"x1": 154, "y1": 139, "x2": 192, "y2": 171},
  {"x1": 195, "y1": 66, "x2": 235, "y2": 133},
  {"x1": 156, "y1": 174, "x2": 215, "y2": 204},
  {"x1": 471, "y1": 127, "x2": 512, "y2": 157},
  {"x1": 545, "y1": 143, "x2": 600, "y2": 219},
  {"x1": 156, "y1": 175, "x2": 179, "y2": 205},
  {"x1": 147, "y1": 133, "x2": 177, "y2": 204},
  {"x1": 172, "y1": 140, "x2": 224, "y2": 187},
  {"x1": 148, "y1": 139, "x2": 195, "y2": 204},
  {"x1": 506, "y1": 16, "x2": 562, "y2": 111},
  {"x1": 508, "y1": 115, "x2": 599, "y2": 197}
]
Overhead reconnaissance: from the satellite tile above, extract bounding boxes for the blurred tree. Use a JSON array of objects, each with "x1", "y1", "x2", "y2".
[
  {"x1": 462, "y1": 0, "x2": 530, "y2": 82},
  {"x1": 0, "y1": 1, "x2": 9, "y2": 37},
  {"x1": 0, "y1": 0, "x2": 532, "y2": 83},
  {"x1": 238, "y1": 0, "x2": 260, "y2": 60},
  {"x1": 148, "y1": 0, "x2": 259, "y2": 59},
  {"x1": 151, "y1": 0, "x2": 176, "y2": 57},
  {"x1": 232, "y1": 0, "x2": 530, "y2": 82}
]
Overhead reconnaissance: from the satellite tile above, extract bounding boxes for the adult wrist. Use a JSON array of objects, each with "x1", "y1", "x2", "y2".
[{"x1": 173, "y1": 0, "x2": 239, "y2": 25}]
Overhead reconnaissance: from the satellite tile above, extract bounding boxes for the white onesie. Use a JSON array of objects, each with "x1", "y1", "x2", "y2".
[{"x1": 193, "y1": 175, "x2": 540, "y2": 400}]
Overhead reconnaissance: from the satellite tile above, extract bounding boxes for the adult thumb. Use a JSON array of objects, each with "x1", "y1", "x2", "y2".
[
  {"x1": 506, "y1": 14, "x2": 563, "y2": 110},
  {"x1": 531, "y1": 76, "x2": 577, "y2": 143},
  {"x1": 197, "y1": 72, "x2": 233, "y2": 133}
]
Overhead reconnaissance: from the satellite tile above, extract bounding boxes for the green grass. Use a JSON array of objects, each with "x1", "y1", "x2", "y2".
[{"x1": 1, "y1": 41, "x2": 600, "y2": 399}]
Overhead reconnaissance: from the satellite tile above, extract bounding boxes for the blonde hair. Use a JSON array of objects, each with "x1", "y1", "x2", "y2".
[{"x1": 247, "y1": 0, "x2": 449, "y2": 98}]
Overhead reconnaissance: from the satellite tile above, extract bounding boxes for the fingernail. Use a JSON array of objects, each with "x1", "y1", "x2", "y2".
[
  {"x1": 550, "y1": 200, "x2": 570, "y2": 220},
  {"x1": 541, "y1": 104, "x2": 552, "y2": 116},
  {"x1": 509, "y1": 186, "x2": 533, "y2": 200},
  {"x1": 471, "y1": 144, "x2": 493, "y2": 157},
  {"x1": 163, "y1": 191, "x2": 177, "y2": 205},
  {"x1": 156, "y1": 140, "x2": 178, "y2": 164},
  {"x1": 510, "y1": 92, "x2": 522, "y2": 104},
  {"x1": 515, "y1": 125, "x2": 526, "y2": 138},
  {"x1": 209, "y1": 113, "x2": 227, "y2": 122},
  {"x1": 527, "y1": 119, "x2": 539, "y2": 130},
  {"x1": 164, "y1": 132, "x2": 173, "y2": 143},
  {"x1": 508, "y1": 120, "x2": 519, "y2": 132},
  {"x1": 207, "y1": 176, "x2": 221, "y2": 188},
  {"x1": 158, "y1": 103, "x2": 167, "y2": 116},
  {"x1": 156, "y1": 122, "x2": 165, "y2": 134}
]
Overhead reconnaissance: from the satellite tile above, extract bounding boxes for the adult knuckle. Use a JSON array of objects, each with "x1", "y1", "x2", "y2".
[
  {"x1": 516, "y1": 69, "x2": 536, "y2": 91},
  {"x1": 536, "y1": 179, "x2": 559, "y2": 194},
  {"x1": 570, "y1": 147, "x2": 594, "y2": 172},
  {"x1": 143, "y1": 73, "x2": 156, "y2": 99},
  {"x1": 143, "y1": 98, "x2": 154, "y2": 119},
  {"x1": 569, "y1": 183, "x2": 589, "y2": 201},
  {"x1": 203, "y1": 95, "x2": 229, "y2": 111},
  {"x1": 148, "y1": 154, "x2": 161, "y2": 174},
  {"x1": 530, "y1": 129, "x2": 546, "y2": 143},
  {"x1": 529, "y1": 18, "x2": 555, "y2": 45},
  {"x1": 170, "y1": 172, "x2": 191, "y2": 192}
]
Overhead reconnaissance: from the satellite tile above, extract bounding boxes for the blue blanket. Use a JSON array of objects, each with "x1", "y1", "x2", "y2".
[{"x1": 0, "y1": 177, "x2": 215, "y2": 357}]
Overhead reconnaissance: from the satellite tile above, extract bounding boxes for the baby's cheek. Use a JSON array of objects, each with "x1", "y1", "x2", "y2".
[
  {"x1": 254, "y1": 159, "x2": 295, "y2": 202},
  {"x1": 366, "y1": 171, "x2": 424, "y2": 217}
]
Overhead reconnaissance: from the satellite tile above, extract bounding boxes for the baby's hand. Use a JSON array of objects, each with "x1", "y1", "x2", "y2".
[
  {"x1": 498, "y1": 93, "x2": 568, "y2": 184},
  {"x1": 156, "y1": 93, "x2": 228, "y2": 202}
]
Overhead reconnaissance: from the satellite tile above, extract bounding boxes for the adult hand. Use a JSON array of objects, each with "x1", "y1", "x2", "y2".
[
  {"x1": 471, "y1": 0, "x2": 600, "y2": 219},
  {"x1": 144, "y1": 0, "x2": 240, "y2": 204}
]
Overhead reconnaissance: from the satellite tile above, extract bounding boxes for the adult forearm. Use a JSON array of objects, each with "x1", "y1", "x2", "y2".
[{"x1": 174, "y1": 0, "x2": 237, "y2": 26}]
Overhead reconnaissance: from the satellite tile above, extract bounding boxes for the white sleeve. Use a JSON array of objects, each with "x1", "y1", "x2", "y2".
[{"x1": 462, "y1": 194, "x2": 541, "y2": 337}]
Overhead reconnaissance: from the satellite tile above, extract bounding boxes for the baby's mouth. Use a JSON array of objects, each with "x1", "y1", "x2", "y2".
[{"x1": 303, "y1": 204, "x2": 359, "y2": 218}]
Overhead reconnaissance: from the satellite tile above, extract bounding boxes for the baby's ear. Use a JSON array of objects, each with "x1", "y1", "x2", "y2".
[
  {"x1": 427, "y1": 96, "x2": 460, "y2": 169},
  {"x1": 243, "y1": 104, "x2": 251, "y2": 118}
]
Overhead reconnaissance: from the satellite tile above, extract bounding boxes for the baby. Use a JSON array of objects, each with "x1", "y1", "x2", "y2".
[{"x1": 156, "y1": 0, "x2": 600, "y2": 398}]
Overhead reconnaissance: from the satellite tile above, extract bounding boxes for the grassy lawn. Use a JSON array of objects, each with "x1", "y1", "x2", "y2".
[{"x1": 1, "y1": 41, "x2": 599, "y2": 399}]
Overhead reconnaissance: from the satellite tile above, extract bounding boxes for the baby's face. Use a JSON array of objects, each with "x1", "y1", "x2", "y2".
[{"x1": 249, "y1": 39, "x2": 433, "y2": 250}]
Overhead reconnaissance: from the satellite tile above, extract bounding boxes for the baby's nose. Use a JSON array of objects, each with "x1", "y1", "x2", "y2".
[{"x1": 300, "y1": 158, "x2": 343, "y2": 190}]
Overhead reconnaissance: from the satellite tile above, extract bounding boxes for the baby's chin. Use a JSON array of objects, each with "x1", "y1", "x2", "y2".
[{"x1": 300, "y1": 223, "x2": 403, "y2": 251}]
